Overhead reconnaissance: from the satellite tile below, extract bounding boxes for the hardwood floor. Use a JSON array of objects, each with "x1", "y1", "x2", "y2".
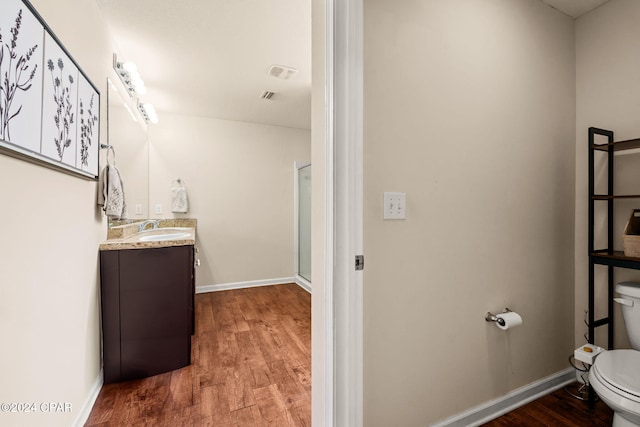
[
  {"x1": 86, "y1": 282, "x2": 611, "y2": 426},
  {"x1": 481, "y1": 384, "x2": 614, "y2": 426},
  {"x1": 85, "y1": 283, "x2": 311, "y2": 426}
]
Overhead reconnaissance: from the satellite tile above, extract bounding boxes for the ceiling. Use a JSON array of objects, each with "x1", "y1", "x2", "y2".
[
  {"x1": 95, "y1": 0, "x2": 311, "y2": 130},
  {"x1": 95, "y1": 0, "x2": 609, "y2": 131},
  {"x1": 541, "y1": 0, "x2": 611, "y2": 17}
]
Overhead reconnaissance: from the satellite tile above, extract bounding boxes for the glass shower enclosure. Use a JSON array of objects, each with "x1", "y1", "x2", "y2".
[{"x1": 296, "y1": 163, "x2": 311, "y2": 283}]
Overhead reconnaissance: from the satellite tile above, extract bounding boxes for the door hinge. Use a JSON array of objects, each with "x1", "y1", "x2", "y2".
[{"x1": 355, "y1": 255, "x2": 364, "y2": 271}]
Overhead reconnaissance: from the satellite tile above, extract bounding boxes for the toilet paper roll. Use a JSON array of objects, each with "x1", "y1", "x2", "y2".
[{"x1": 495, "y1": 311, "x2": 522, "y2": 330}]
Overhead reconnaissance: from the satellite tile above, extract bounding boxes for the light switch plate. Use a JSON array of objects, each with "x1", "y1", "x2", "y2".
[
  {"x1": 155, "y1": 204, "x2": 163, "y2": 215},
  {"x1": 383, "y1": 192, "x2": 406, "y2": 220}
]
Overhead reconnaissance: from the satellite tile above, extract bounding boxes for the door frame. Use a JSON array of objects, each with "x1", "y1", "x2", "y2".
[{"x1": 315, "y1": 0, "x2": 364, "y2": 425}]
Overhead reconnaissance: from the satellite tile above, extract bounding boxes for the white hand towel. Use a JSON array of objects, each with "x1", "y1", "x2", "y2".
[
  {"x1": 171, "y1": 179, "x2": 188, "y2": 213},
  {"x1": 99, "y1": 165, "x2": 127, "y2": 219}
]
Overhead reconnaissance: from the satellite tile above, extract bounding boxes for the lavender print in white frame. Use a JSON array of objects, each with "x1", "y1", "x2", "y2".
[
  {"x1": 0, "y1": 0, "x2": 100, "y2": 180},
  {"x1": 0, "y1": 0, "x2": 43, "y2": 152},
  {"x1": 76, "y1": 74, "x2": 99, "y2": 175},
  {"x1": 41, "y1": 31, "x2": 79, "y2": 168}
]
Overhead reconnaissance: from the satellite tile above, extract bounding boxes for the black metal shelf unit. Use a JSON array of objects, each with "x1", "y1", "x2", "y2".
[{"x1": 588, "y1": 127, "x2": 640, "y2": 349}]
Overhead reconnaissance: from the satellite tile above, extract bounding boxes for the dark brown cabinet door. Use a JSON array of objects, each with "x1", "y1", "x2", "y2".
[{"x1": 100, "y1": 245, "x2": 194, "y2": 383}]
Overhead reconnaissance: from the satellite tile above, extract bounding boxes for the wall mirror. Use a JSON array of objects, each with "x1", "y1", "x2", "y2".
[{"x1": 105, "y1": 78, "x2": 149, "y2": 226}]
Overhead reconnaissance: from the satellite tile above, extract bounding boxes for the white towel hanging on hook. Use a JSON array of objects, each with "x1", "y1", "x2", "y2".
[
  {"x1": 172, "y1": 178, "x2": 189, "y2": 213},
  {"x1": 97, "y1": 145, "x2": 127, "y2": 219}
]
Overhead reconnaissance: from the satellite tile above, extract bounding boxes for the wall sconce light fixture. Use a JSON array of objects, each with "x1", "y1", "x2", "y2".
[
  {"x1": 113, "y1": 54, "x2": 146, "y2": 96},
  {"x1": 113, "y1": 53, "x2": 158, "y2": 123},
  {"x1": 137, "y1": 101, "x2": 159, "y2": 124}
]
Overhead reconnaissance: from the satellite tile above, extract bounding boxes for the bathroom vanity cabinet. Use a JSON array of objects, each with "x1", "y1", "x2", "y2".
[
  {"x1": 100, "y1": 245, "x2": 195, "y2": 383},
  {"x1": 588, "y1": 127, "x2": 640, "y2": 349}
]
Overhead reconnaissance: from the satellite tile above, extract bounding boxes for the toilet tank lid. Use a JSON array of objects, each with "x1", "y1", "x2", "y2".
[{"x1": 617, "y1": 282, "x2": 640, "y2": 298}]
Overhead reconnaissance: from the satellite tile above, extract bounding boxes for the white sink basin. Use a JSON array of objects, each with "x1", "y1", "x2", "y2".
[
  {"x1": 134, "y1": 227, "x2": 193, "y2": 242},
  {"x1": 138, "y1": 232, "x2": 191, "y2": 242}
]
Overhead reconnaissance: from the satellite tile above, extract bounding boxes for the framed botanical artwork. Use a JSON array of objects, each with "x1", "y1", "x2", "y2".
[
  {"x1": 0, "y1": 0, "x2": 43, "y2": 152},
  {"x1": 0, "y1": 0, "x2": 100, "y2": 180},
  {"x1": 41, "y1": 31, "x2": 79, "y2": 168},
  {"x1": 76, "y1": 74, "x2": 100, "y2": 174}
]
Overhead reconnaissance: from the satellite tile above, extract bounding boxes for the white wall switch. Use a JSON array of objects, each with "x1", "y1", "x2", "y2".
[
  {"x1": 154, "y1": 204, "x2": 163, "y2": 215},
  {"x1": 135, "y1": 204, "x2": 143, "y2": 215},
  {"x1": 383, "y1": 192, "x2": 406, "y2": 220}
]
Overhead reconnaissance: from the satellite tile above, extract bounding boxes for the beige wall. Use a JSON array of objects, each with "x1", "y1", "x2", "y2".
[
  {"x1": 575, "y1": 0, "x2": 640, "y2": 350},
  {"x1": 147, "y1": 113, "x2": 310, "y2": 287},
  {"x1": 0, "y1": 0, "x2": 116, "y2": 425},
  {"x1": 363, "y1": 0, "x2": 576, "y2": 425}
]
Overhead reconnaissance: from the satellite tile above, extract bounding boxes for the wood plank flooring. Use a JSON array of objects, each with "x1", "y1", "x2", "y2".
[
  {"x1": 85, "y1": 283, "x2": 311, "y2": 426},
  {"x1": 85, "y1": 282, "x2": 612, "y2": 426},
  {"x1": 481, "y1": 384, "x2": 613, "y2": 426}
]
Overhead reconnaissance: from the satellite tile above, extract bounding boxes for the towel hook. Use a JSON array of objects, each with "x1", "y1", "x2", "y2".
[{"x1": 100, "y1": 144, "x2": 116, "y2": 166}]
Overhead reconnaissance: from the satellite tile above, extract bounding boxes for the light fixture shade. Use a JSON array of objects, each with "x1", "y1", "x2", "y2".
[
  {"x1": 143, "y1": 103, "x2": 159, "y2": 124},
  {"x1": 122, "y1": 62, "x2": 138, "y2": 73},
  {"x1": 130, "y1": 73, "x2": 143, "y2": 87}
]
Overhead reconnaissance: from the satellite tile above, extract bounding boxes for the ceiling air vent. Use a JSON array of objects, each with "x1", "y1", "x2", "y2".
[
  {"x1": 268, "y1": 64, "x2": 298, "y2": 80},
  {"x1": 260, "y1": 90, "x2": 276, "y2": 100}
]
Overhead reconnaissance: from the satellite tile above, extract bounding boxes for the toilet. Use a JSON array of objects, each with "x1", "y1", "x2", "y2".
[{"x1": 590, "y1": 282, "x2": 640, "y2": 427}]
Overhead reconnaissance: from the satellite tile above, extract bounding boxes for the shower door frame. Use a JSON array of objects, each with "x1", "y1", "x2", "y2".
[{"x1": 294, "y1": 161, "x2": 312, "y2": 292}]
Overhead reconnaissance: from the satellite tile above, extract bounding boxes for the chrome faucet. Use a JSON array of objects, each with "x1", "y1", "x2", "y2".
[{"x1": 138, "y1": 220, "x2": 160, "y2": 232}]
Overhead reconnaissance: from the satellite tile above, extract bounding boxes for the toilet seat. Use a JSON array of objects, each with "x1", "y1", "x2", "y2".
[{"x1": 592, "y1": 350, "x2": 640, "y2": 403}]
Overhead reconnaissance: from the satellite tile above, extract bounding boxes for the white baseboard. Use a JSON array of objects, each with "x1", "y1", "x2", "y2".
[
  {"x1": 295, "y1": 275, "x2": 312, "y2": 293},
  {"x1": 72, "y1": 369, "x2": 103, "y2": 427},
  {"x1": 196, "y1": 277, "x2": 297, "y2": 294},
  {"x1": 430, "y1": 368, "x2": 575, "y2": 427}
]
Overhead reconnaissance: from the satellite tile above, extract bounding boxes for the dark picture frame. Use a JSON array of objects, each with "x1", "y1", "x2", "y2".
[{"x1": 0, "y1": 0, "x2": 100, "y2": 180}]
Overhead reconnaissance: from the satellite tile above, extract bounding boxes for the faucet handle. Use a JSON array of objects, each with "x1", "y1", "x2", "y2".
[{"x1": 138, "y1": 220, "x2": 160, "y2": 232}]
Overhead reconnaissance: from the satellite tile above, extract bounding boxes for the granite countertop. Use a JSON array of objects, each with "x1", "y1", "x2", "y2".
[{"x1": 99, "y1": 218, "x2": 197, "y2": 251}]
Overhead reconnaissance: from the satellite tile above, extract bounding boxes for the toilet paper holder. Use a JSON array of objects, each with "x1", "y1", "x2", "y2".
[{"x1": 485, "y1": 308, "x2": 513, "y2": 327}]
